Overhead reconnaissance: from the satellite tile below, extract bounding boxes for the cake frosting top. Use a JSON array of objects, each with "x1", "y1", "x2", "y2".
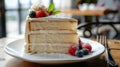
[
  {"x1": 27, "y1": 15, "x2": 77, "y2": 22},
  {"x1": 27, "y1": 2, "x2": 78, "y2": 22}
]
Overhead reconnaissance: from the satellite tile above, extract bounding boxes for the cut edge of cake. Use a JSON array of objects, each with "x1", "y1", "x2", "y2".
[{"x1": 24, "y1": 17, "x2": 79, "y2": 54}]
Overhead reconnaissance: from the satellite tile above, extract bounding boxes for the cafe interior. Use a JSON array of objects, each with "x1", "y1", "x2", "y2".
[
  {"x1": 0, "y1": 0, "x2": 120, "y2": 67},
  {"x1": 0, "y1": 0, "x2": 120, "y2": 39}
]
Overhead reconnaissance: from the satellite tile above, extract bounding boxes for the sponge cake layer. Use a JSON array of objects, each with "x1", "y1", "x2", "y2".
[{"x1": 26, "y1": 33, "x2": 78, "y2": 44}]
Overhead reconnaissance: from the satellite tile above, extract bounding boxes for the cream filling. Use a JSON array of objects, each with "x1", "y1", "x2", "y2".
[
  {"x1": 25, "y1": 30, "x2": 77, "y2": 34},
  {"x1": 27, "y1": 43, "x2": 75, "y2": 46},
  {"x1": 25, "y1": 43, "x2": 77, "y2": 53}
]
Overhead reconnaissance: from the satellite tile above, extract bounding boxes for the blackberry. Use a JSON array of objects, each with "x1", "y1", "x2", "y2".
[{"x1": 29, "y1": 11, "x2": 36, "y2": 18}]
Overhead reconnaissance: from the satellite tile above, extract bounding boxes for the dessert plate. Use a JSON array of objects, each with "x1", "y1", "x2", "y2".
[{"x1": 4, "y1": 38, "x2": 105, "y2": 64}]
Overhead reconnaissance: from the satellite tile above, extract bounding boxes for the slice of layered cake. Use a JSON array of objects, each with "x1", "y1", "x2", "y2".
[{"x1": 24, "y1": 3, "x2": 78, "y2": 54}]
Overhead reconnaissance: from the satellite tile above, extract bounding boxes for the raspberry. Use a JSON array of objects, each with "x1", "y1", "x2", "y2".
[
  {"x1": 68, "y1": 45, "x2": 77, "y2": 56},
  {"x1": 36, "y1": 10, "x2": 46, "y2": 18},
  {"x1": 82, "y1": 43, "x2": 92, "y2": 52}
]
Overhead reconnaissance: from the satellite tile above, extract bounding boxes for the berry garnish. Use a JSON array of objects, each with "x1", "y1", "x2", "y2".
[
  {"x1": 82, "y1": 48, "x2": 89, "y2": 55},
  {"x1": 82, "y1": 43, "x2": 92, "y2": 52},
  {"x1": 78, "y1": 44, "x2": 82, "y2": 50},
  {"x1": 36, "y1": 10, "x2": 47, "y2": 18},
  {"x1": 47, "y1": 3, "x2": 60, "y2": 15},
  {"x1": 30, "y1": 3, "x2": 60, "y2": 18},
  {"x1": 47, "y1": 11, "x2": 53, "y2": 15},
  {"x1": 75, "y1": 49, "x2": 83, "y2": 57},
  {"x1": 77, "y1": 38, "x2": 82, "y2": 50},
  {"x1": 68, "y1": 45, "x2": 77, "y2": 56},
  {"x1": 49, "y1": 11, "x2": 53, "y2": 15},
  {"x1": 29, "y1": 11, "x2": 36, "y2": 18},
  {"x1": 79, "y1": 38, "x2": 82, "y2": 45}
]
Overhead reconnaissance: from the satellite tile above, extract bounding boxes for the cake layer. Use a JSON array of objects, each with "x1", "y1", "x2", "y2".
[
  {"x1": 26, "y1": 17, "x2": 78, "y2": 31},
  {"x1": 25, "y1": 43, "x2": 77, "y2": 53},
  {"x1": 25, "y1": 33, "x2": 78, "y2": 44},
  {"x1": 26, "y1": 21, "x2": 78, "y2": 31},
  {"x1": 29, "y1": 21, "x2": 77, "y2": 31}
]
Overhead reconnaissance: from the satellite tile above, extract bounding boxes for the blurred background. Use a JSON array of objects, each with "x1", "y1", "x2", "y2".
[{"x1": 0, "y1": 0, "x2": 120, "y2": 39}]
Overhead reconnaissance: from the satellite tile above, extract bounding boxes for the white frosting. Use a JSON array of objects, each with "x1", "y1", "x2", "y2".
[
  {"x1": 30, "y1": 2, "x2": 46, "y2": 11},
  {"x1": 27, "y1": 15, "x2": 77, "y2": 22}
]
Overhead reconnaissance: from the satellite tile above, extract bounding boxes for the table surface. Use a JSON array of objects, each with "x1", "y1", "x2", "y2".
[{"x1": 0, "y1": 37, "x2": 120, "y2": 67}]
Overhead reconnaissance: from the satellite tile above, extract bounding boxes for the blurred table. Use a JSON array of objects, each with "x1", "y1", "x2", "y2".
[
  {"x1": 61, "y1": 9, "x2": 118, "y2": 16},
  {"x1": 62, "y1": 9, "x2": 120, "y2": 38},
  {"x1": 61, "y1": 9, "x2": 104, "y2": 16},
  {"x1": 0, "y1": 37, "x2": 120, "y2": 67}
]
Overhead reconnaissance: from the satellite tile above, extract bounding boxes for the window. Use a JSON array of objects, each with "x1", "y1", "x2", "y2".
[
  {"x1": 53, "y1": 0, "x2": 71, "y2": 10},
  {"x1": 5, "y1": 0, "x2": 30, "y2": 37},
  {"x1": 0, "y1": 0, "x2": 6, "y2": 38},
  {"x1": 5, "y1": 0, "x2": 50, "y2": 37},
  {"x1": 1, "y1": 0, "x2": 71, "y2": 38}
]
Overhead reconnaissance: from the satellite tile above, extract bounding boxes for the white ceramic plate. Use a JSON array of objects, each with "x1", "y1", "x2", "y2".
[{"x1": 4, "y1": 38, "x2": 105, "y2": 64}]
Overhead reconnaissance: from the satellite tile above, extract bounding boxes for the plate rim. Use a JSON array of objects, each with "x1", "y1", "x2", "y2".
[{"x1": 4, "y1": 38, "x2": 105, "y2": 64}]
